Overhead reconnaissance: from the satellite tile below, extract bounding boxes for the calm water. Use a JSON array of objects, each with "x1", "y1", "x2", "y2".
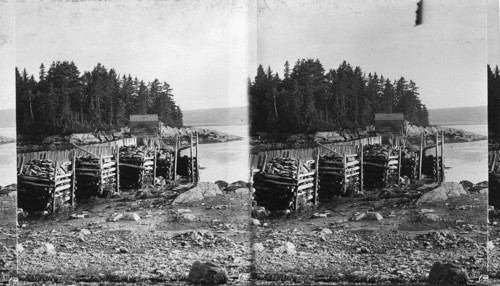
[
  {"x1": 440, "y1": 124, "x2": 487, "y2": 183},
  {"x1": 191, "y1": 124, "x2": 249, "y2": 183},
  {"x1": 0, "y1": 126, "x2": 16, "y2": 186}
]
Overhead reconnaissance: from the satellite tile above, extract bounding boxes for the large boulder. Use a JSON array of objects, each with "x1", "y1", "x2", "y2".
[
  {"x1": 428, "y1": 262, "x2": 468, "y2": 284},
  {"x1": 188, "y1": 261, "x2": 228, "y2": 285},
  {"x1": 416, "y1": 182, "x2": 467, "y2": 205},
  {"x1": 172, "y1": 182, "x2": 222, "y2": 204}
]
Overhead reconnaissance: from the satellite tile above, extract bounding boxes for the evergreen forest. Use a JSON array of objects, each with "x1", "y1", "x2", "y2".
[
  {"x1": 489, "y1": 64, "x2": 500, "y2": 141},
  {"x1": 16, "y1": 61, "x2": 183, "y2": 136},
  {"x1": 249, "y1": 59, "x2": 430, "y2": 135}
]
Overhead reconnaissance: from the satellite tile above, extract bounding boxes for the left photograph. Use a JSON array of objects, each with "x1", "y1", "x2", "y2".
[
  {"x1": 15, "y1": 1, "x2": 252, "y2": 284},
  {"x1": 0, "y1": 0, "x2": 18, "y2": 283}
]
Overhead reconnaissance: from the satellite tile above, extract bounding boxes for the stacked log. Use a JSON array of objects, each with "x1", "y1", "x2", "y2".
[
  {"x1": 119, "y1": 146, "x2": 156, "y2": 189},
  {"x1": 363, "y1": 144, "x2": 399, "y2": 188},
  {"x1": 422, "y1": 154, "x2": 444, "y2": 181},
  {"x1": 177, "y1": 155, "x2": 198, "y2": 179},
  {"x1": 18, "y1": 159, "x2": 75, "y2": 213},
  {"x1": 75, "y1": 155, "x2": 118, "y2": 199},
  {"x1": 400, "y1": 146, "x2": 419, "y2": 179},
  {"x1": 490, "y1": 151, "x2": 500, "y2": 208},
  {"x1": 156, "y1": 149, "x2": 174, "y2": 180},
  {"x1": 253, "y1": 158, "x2": 318, "y2": 211},
  {"x1": 317, "y1": 153, "x2": 360, "y2": 198}
]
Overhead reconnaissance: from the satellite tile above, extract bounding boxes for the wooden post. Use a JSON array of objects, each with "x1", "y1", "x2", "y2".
[
  {"x1": 434, "y1": 133, "x2": 440, "y2": 183},
  {"x1": 360, "y1": 144, "x2": 364, "y2": 194},
  {"x1": 153, "y1": 147, "x2": 157, "y2": 181},
  {"x1": 397, "y1": 141, "x2": 402, "y2": 186},
  {"x1": 343, "y1": 153, "x2": 348, "y2": 194},
  {"x1": 294, "y1": 159, "x2": 301, "y2": 212},
  {"x1": 190, "y1": 134, "x2": 194, "y2": 183},
  {"x1": 115, "y1": 148, "x2": 120, "y2": 194},
  {"x1": 384, "y1": 154, "x2": 390, "y2": 188},
  {"x1": 168, "y1": 152, "x2": 173, "y2": 180},
  {"x1": 314, "y1": 151, "x2": 319, "y2": 206},
  {"x1": 419, "y1": 133, "x2": 424, "y2": 180},
  {"x1": 52, "y1": 161, "x2": 58, "y2": 213},
  {"x1": 18, "y1": 156, "x2": 25, "y2": 176},
  {"x1": 262, "y1": 154, "x2": 268, "y2": 173},
  {"x1": 441, "y1": 130, "x2": 445, "y2": 182},
  {"x1": 174, "y1": 135, "x2": 178, "y2": 181},
  {"x1": 71, "y1": 152, "x2": 76, "y2": 206},
  {"x1": 196, "y1": 132, "x2": 199, "y2": 182},
  {"x1": 99, "y1": 155, "x2": 104, "y2": 195}
]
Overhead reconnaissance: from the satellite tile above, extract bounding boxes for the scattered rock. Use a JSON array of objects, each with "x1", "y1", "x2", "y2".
[
  {"x1": 234, "y1": 188, "x2": 250, "y2": 195},
  {"x1": 319, "y1": 228, "x2": 333, "y2": 235},
  {"x1": 214, "y1": 180, "x2": 229, "y2": 190},
  {"x1": 284, "y1": 242, "x2": 296, "y2": 254},
  {"x1": 16, "y1": 244, "x2": 24, "y2": 253},
  {"x1": 351, "y1": 213, "x2": 366, "y2": 221},
  {"x1": 416, "y1": 182, "x2": 467, "y2": 205},
  {"x1": 418, "y1": 209, "x2": 435, "y2": 214},
  {"x1": 428, "y1": 262, "x2": 468, "y2": 284},
  {"x1": 178, "y1": 213, "x2": 197, "y2": 221},
  {"x1": 459, "y1": 180, "x2": 473, "y2": 191},
  {"x1": 487, "y1": 241, "x2": 495, "y2": 250},
  {"x1": 111, "y1": 213, "x2": 124, "y2": 222},
  {"x1": 188, "y1": 261, "x2": 229, "y2": 285},
  {"x1": 421, "y1": 213, "x2": 440, "y2": 222},
  {"x1": 253, "y1": 243, "x2": 265, "y2": 252},
  {"x1": 123, "y1": 212, "x2": 141, "y2": 221},
  {"x1": 35, "y1": 243, "x2": 56, "y2": 255},
  {"x1": 78, "y1": 228, "x2": 91, "y2": 235},
  {"x1": 365, "y1": 212, "x2": 383, "y2": 221},
  {"x1": 251, "y1": 219, "x2": 261, "y2": 226},
  {"x1": 252, "y1": 206, "x2": 270, "y2": 218}
]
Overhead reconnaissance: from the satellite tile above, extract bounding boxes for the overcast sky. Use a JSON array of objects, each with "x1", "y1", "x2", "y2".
[
  {"x1": 489, "y1": 0, "x2": 500, "y2": 66},
  {"x1": 256, "y1": 0, "x2": 488, "y2": 109},
  {"x1": 0, "y1": 1, "x2": 15, "y2": 110},
  {"x1": 15, "y1": 0, "x2": 251, "y2": 111},
  {"x1": 1, "y1": 1, "x2": 497, "y2": 112}
]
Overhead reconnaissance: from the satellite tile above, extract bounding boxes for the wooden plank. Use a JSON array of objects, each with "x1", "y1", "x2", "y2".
[
  {"x1": 297, "y1": 177, "x2": 314, "y2": 184},
  {"x1": 345, "y1": 160, "x2": 359, "y2": 167},
  {"x1": 55, "y1": 173, "x2": 72, "y2": 180},
  {"x1": 297, "y1": 183, "x2": 314, "y2": 191},
  {"x1": 120, "y1": 163, "x2": 146, "y2": 170},
  {"x1": 298, "y1": 171, "x2": 315, "y2": 178},
  {"x1": 190, "y1": 133, "x2": 194, "y2": 183},
  {"x1": 196, "y1": 132, "x2": 200, "y2": 182},
  {"x1": 55, "y1": 184, "x2": 71, "y2": 192},
  {"x1": 343, "y1": 154, "x2": 347, "y2": 194},
  {"x1": 319, "y1": 166, "x2": 344, "y2": 171},
  {"x1": 346, "y1": 172, "x2": 360, "y2": 178},
  {"x1": 19, "y1": 180, "x2": 54, "y2": 188},
  {"x1": 55, "y1": 178, "x2": 71, "y2": 186},
  {"x1": 397, "y1": 142, "x2": 402, "y2": 186}
]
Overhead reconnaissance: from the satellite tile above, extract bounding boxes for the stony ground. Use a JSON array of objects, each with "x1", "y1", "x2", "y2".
[
  {"x1": 489, "y1": 208, "x2": 500, "y2": 283},
  {"x1": 252, "y1": 182, "x2": 489, "y2": 284},
  {"x1": 17, "y1": 182, "x2": 253, "y2": 285},
  {"x1": 0, "y1": 186, "x2": 17, "y2": 283}
]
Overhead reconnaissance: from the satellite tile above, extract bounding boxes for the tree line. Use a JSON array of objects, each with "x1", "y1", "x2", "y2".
[
  {"x1": 16, "y1": 61, "x2": 183, "y2": 136},
  {"x1": 489, "y1": 64, "x2": 500, "y2": 140},
  {"x1": 249, "y1": 59, "x2": 429, "y2": 135}
]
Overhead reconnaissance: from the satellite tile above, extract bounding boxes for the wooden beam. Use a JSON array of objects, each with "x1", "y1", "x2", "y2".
[
  {"x1": 435, "y1": 132, "x2": 440, "y2": 183},
  {"x1": 360, "y1": 144, "x2": 364, "y2": 194},
  {"x1": 115, "y1": 148, "x2": 120, "y2": 194},
  {"x1": 190, "y1": 134, "x2": 194, "y2": 183},
  {"x1": 419, "y1": 132, "x2": 424, "y2": 180},
  {"x1": 441, "y1": 130, "x2": 445, "y2": 182},
  {"x1": 294, "y1": 159, "x2": 301, "y2": 212},
  {"x1": 196, "y1": 132, "x2": 200, "y2": 183}
]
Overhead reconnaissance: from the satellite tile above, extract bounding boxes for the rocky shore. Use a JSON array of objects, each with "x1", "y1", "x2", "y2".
[
  {"x1": 0, "y1": 135, "x2": 15, "y2": 145},
  {"x1": 17, "y1": 126, "x2": 243, "y2": 153},
  {"x1": 252, "y1": 123, "x2": 486, "y2": 153}
]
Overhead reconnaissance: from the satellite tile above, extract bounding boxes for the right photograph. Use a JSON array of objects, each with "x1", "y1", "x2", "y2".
[
  {"x1": 250, "y1": 0, "x2": 489, "y2": 284},
  {"x1": 488, "y1": 0, "x2": 500, "y2": 282}
]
